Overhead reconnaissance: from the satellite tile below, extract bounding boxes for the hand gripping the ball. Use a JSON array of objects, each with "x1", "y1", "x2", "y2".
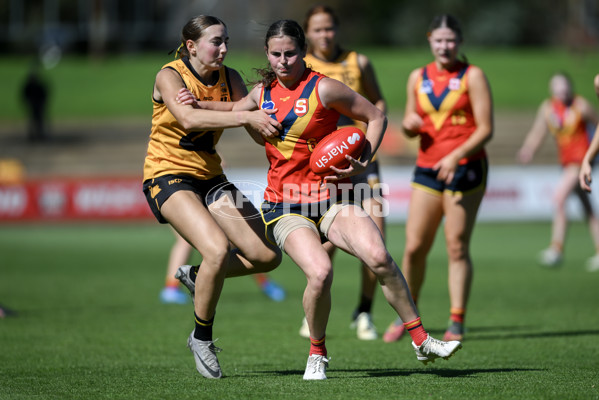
[{"x1": 309, "y1": 126, "x2": 367, "y2": 181}]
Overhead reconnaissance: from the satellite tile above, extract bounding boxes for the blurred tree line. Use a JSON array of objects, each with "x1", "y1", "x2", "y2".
[
  {"x1": 345, "y1": 0, "x2": 598, "y2": 48},
  {"x1": 0, "y1": 0, "x2": 597, "y2": 57}
]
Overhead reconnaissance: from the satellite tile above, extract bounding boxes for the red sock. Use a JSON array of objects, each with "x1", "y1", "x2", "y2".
[
  {"x1": 309, "y1": 335, "x2": 327, "y2": 357},
  {"x1": 404, "y1": 317, "x2": 428, "y2": 346},
  {"x1": 550, "y1": 241, "x2": 563, "y2": 252},
  {"x1": 450, "y1": 307, "x2": 465, "y2": 324},
  {"x1": 254, "y1": 273, "x2": 268, "y2": 286},
  {"x1": 165, "y1": 280, "x2": 179, "y2": 288}
]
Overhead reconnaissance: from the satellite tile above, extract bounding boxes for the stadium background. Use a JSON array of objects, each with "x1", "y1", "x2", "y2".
[
  {"x1": 1, "y1": 0, "x2": 599, "y2": 222},
  {"x1": 1, "y1": 2, "x2": 599, "y2": 399}
]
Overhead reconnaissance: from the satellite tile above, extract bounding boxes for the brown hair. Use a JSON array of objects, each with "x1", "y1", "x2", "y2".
[
  {"x1": 303, "y1": 4, "x2": 339, "y2": 31},
  {"x1": 174, "y1": 15, "x2": 227, "y2": 59},
  {"x1": 427, "y1": 14, "x2": 467, "y2": 64},
  {"x1": 254, "y1": 19, "x2": 307, "y2": 87}
]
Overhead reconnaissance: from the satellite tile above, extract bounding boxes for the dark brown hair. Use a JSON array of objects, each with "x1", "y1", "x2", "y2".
[
  {"x1": 427, "y1": 14, "x2": 463, "y2": 42},
  {"x1": 254, "y1": 19, "x2": 307, "y2": 87},
  {"x1": 427, "y1": 14, "x2": 467, "y2": 64}
]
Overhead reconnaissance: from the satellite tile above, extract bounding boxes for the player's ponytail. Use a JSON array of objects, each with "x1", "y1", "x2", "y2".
[{"x1": 168, "y1": 43, "x2": 185, "y2": 59}]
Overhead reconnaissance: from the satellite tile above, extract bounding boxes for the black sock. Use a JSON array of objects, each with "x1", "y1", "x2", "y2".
[
  {"x1": 193, "y1": 312, "x2": 214, "y2": 341},
  {"x1": 190, "y1": 265, "x2": 199, "y2": 281},
  {"x1": 353, "y1": 295, "x2": 373, "y2": 319}
]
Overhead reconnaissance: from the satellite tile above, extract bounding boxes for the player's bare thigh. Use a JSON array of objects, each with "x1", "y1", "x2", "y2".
[
  {"x1": 554, "y1": 164, "x2": 582, "y2": 204},
  {"x1": 208, "y1": 190, "x2": 279, "y2": 262},
  {"x1": 326, "y1": 204, "x2": 384, "y2": 260},
  {"x1": 284, "y1": 225, "x2": 332, "y2": 278},
  {"x1": 160, "y1": 190, "x2": 229, "y2": 256},
  {"x1": 442, "y1": 188, "x2": 484, "y2": 245},
  {"x1": 405, "y1": 188, "x2": 444, "y2": 249}
]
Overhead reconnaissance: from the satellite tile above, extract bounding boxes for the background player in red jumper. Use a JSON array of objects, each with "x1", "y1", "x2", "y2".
[
  {"x1": 383, "y1": 14, "x2": 493, "y2": 343},
  {"x1": 518, "y1": 72, "x2": 599, "y2": 270}
]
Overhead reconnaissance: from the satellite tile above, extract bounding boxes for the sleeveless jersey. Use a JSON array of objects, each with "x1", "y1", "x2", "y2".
[
  {"x1": 414, "y1": 61, "x2": 485, "y2": 168},
  {"x1": 260, "y1": 69, "x2": 341, "y2": 203},
  {"x1": 305, "y1": 50, "x2": 365, "y2": 128},
  {"x1": 143, "y1": 57, "x2": 233, "y2": 182},
  {"x1": 546, "y1": 96, "x2": 590, "y2": 166}
]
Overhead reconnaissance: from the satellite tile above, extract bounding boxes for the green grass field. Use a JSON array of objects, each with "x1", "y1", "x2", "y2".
[
  {"x1": 1, "y1": 221, "x2": 598, "y2": 399},
  {"x1": 2, "y1": 47, "x2": 598, "y2": 122}
]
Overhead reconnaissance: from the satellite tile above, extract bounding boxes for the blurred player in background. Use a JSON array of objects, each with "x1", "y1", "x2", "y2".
[
  {"x1": 518, "y1": 72, "x2": 599, "y2": 270},
  {"x1": 160, "y1": 229, "x2": 285, "y2": 304},
  {"x1": 21, "y1": 61, "x2": 49, "y2": 142},
  {"x1": 578, "y1": 73, "x2": 599, "y2": 272},
  {"x1": 579, "y1": 74, "x2": 599, "y2": 190},
  {"x1": 301, "y1": 4, "x2": 387, "y2": 341},
  {"x1": 383, "y1": 14, "x2": 493, "y2": 343},
  {"x1": 142, "y1": 15, "x2": 283, "y2": 379}
]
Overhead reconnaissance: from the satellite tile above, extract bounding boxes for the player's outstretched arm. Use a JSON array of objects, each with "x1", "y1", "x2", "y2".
[{"x1": 517, "y1": 100, "x2": 549, "y2": 164}]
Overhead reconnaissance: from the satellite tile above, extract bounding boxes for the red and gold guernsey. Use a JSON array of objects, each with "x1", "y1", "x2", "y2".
[
  {"x1": 305, "y1": 50, "x2": 365, "y2": 128},
  {"x1": 260, "y1": 68, "x2": 341, "y2": 203},
  {"x1": 414, "y1": 61, "x2": 485, "y2": 168},
  {"x1": 546, "y1": 96, "x2": 590, "y2": 166},
  {"x1": 143, "y1": 57, "x2": 232, "y2": 182}
]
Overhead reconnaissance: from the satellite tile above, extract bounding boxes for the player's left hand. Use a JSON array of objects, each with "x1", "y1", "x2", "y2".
[
  {"x1": 176, "y1": 88, "x2": 200, "y2": 108},
  {"x1": 580, "y1": 162, "x2": 593, "y2": 192}
]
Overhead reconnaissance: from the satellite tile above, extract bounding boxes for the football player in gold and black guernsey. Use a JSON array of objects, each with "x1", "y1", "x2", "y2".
[{"x1": 142, "y1": 15, "x2": 283, "y2": 379}]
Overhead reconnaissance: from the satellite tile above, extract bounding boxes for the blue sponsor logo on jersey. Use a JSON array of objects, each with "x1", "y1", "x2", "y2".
[
  {"x1": 420, "y1": 79, "x2": 433, "y2": 94},
  {"x1": 261, "y1": 100, "x2": 275, "y2": 110}
]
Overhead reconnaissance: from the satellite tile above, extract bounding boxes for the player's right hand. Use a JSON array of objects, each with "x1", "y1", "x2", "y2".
[
  {"x1": 245, "y1": 109, "x2": 282, "y2": 139},
  {"x1": 516, "y1": 147, "x2": 533, "y2": 164},
  {"x1": 402, "y1": 112, "x2": 423, "y2": 136}
]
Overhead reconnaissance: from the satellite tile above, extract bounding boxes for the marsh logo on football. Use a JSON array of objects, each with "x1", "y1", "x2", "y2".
[
  {"x1": 206, "y1": 180, "x2": 267, "y2": 220},
  {"x1": 347, "y1": 132, "x2": 362, "y2": 145}
]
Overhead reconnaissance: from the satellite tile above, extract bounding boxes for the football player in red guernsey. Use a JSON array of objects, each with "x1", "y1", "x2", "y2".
[
  {"x1": 302, "y1": 5, "x2": 388, "y2": 342},
  {"x1": 383, "y1": 14, "x2": 493, "y2": 344},
  {"x1": 180, "y1": 19, "x2": 463, "y2": 380},
  {"x1": 520, "y1": 72, "x2": 599, "y2": 270}
]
